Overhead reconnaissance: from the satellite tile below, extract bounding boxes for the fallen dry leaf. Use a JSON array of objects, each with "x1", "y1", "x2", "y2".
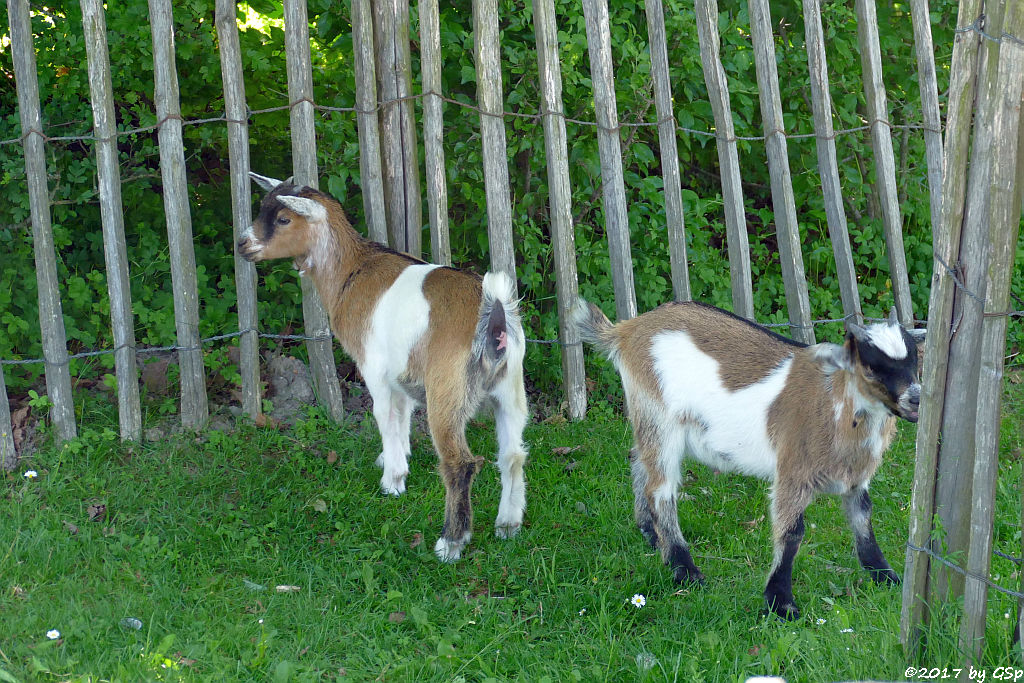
[
  {"x1": 254, "y1": 413, "x2": 280, "y2": 429},
  {"x1": 326, "y1": 450, "x2": 339, "y2": 464},
  {"x1": 388, "y1": 611, "x2": 406, "y2": 624},
  {"x1": 87, "y1": 504, "x2": 107, "y2": 522},
  {"x1": 551, "y1": 446, "x2": 581, "y2": 456},
  {"x1": 63, "y1": 520, "x2": 79, "y2": 535},
  {"x1": 564, "y1": 461, "x2": 579, "y2": 473},
  {"x1": 409, "y1": 533, "x2": 423, "y2": 549},
  {"x1": 11, "y1": 585, "x2": 27, "y2": 600}
]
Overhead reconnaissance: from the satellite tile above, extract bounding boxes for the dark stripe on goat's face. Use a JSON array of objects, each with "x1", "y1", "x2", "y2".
[{"x1": 852, "y1": 328, "x2": 920, "y2": 416}]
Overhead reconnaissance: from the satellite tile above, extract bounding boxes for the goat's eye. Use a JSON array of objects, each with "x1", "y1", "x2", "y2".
[{"x1": 276, "y1": 215, "x2": 291, "y2": 226}]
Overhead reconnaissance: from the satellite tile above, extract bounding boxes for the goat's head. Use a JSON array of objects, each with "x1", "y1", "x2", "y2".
[
  {"x1": 237, "y1": 172, "x2": 334, "y2": 271},
  {"x1": 842, "y1": 309, "x2": 927, "y2": 422}
]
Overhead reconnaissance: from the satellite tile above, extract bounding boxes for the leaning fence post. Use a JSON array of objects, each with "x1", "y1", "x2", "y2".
[
  {"x1": 215, "y1": 0, "x2": 261, "y2": 422},
  {"x1": 854, "y1": 0, "x2": 914, "y2": 327},
  {"x1": 419, "y1": 0, "x2": 452, "y2": 266},
  {"x1": 910, "y1": 0, "x2": 944, "y2": 231},
  {"x1": 958, "y1": 0, "x2": 1023, "y2": 662},
  {"x1": 8, "y1": 0, "x2": 77, "y2": 442},
  {"x1": 643, "y1": 0, "x2": 690, "y2": 303},
  {"x1": 80, "y1": 0, "x2": 142, "y2": 441},
  {"x1": 283, "y1": 0, "x2": 347, "y2": 423},
  {"x1": 0, "y1": 366, "x2": 16, "y2": 471},
  {"x1": 532, "y1": 0, "x2": 587, "y2": 420},
  {"x1": 473, "y1": 0, "x2": 519, "y2": 288},
  {"x1": 693, "y1": 0, "x2": 754, "y2": 320},
  {"x1": 149, "y1": 0, "x2": 210, "y2": 430},
  {"x1": 801, "y1": 0, "x2": 862, "y2": 324},
  {"x1": 900, "y1": 0, "x2": 983, "y2": 656},
  {"x1": 748, "y1": 0, "x2": 814, "y2": 345},
  {"x1": 351, "y1": 0, "x2": 389, "y2": 245},
  {"x1": 581, "y1": 0, "x2": 637, "y2": 321}
]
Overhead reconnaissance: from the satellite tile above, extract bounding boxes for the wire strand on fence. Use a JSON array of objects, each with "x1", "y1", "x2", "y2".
[
  {"x1": 0, "y1": 89, "x2": 941, "y2": 150},
  {"x1": 955, "y1": 14, "x2": 1024, "y2": 47},
  {"x1": 906, "y1": 541, "x2": 1024, "y2": 601}
]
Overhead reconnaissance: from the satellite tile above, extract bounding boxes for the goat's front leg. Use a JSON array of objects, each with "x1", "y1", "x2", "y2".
[
  {"x1": 428, "y1": 405, "x2": 480, "y2": 562},
  {"x1": 764, "y1": 484, "x2": 812, "y2": 619},
  {"x1": 842, "y1": 485, "x2": 899, "y2": 585},
  {"x1": 367, "y1": 379, "x2": 412, "y2": 496},
  {"x1": 491, "y1": 369, "x2": 529, "y2": 539}
]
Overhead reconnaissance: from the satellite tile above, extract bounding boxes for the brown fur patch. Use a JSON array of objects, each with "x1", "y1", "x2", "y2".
[{"x1": 611, "y1": 302, "x2": 801, "y2": 399}]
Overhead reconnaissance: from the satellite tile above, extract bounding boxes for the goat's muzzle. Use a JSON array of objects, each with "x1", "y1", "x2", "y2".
[
  {"x1": 237, "y1": 237, "x2": 262, "y2": 262},
  {"x1": 896, "y1": 385, "x2": 921, "y2": 423}
]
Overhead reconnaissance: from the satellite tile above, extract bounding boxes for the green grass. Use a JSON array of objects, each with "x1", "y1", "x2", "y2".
[{"x1": 2, "y1": 384, "x2": 1022, "y2": 682}]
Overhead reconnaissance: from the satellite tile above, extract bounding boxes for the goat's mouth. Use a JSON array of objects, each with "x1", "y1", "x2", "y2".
[{"x1": 237, "y1": 239, "x2": 263, "y2": 262}]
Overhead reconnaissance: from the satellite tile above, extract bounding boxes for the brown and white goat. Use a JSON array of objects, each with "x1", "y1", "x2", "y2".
[
  {"x1": 572, "y1": 299, "x2": 925, "y2": 619},
  {"x1": 238, "y1": 173, "x2": 529, "y2": 561}
]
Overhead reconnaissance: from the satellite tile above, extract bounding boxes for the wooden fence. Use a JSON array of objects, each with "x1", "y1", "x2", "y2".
[{"x1": 2, "y1": 0, "x2": 1023, "y2": 662}]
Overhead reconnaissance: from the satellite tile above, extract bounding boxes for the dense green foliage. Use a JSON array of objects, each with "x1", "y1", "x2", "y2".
[
  {"x1": 2, "y1": 386, "x2": 1022, "y2": 680},
  {"x1": 0, "y1": 0, "x2": 1018, "y2": 399}
]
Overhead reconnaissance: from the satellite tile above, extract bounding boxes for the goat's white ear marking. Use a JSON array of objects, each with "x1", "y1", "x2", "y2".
[
  {"x1": 249, "y1": 172, "x2": 283, "y2": 191},
  {"x1": 276, "y1": 195, "x2": 328, "y2": 222},
  {"x1": 814, "y1": 342, "x2": 851, "y2": 373}
]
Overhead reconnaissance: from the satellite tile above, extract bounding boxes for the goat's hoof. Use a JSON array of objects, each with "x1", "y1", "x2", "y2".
[
  {"x1": 763, "y1": 596, "x2": 801, "y2": 621},
  {"x1": 494, "y1": 522, "x2": 521, "y2": 539},
  {"x1": 872, "y1": 569, "x2": 901, "y2": 586},
  {"x1": 434, "y1": 535, "x2": 469, "y2": 562},
  {"x1": 672, "y1": 566, "x2": 706, "y2": 586},
  {"x1": 379, "y1": 472, "x2": 408, "y2": 496}
]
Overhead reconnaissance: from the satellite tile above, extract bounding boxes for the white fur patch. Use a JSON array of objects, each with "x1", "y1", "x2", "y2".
[
  {"x1": 651, "y1": 331, "x2": 792, "y2": 481},
  {"x1": 275, "y1": 194, "x2": 327, "y2": 221},
  {"x1": 362, "y1": 264, "x2": 441, "y2": 390},
  {"x1": 864, "y1": 324, "x2": 907, "y2": 359}
]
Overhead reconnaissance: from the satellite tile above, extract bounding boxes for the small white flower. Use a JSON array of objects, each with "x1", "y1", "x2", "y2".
[
  {"x1": 1006, "y1": 612, "x2": 1012, "y2": 619},
  {"x1": 258, "y1": 618, "x2": 264, "y2": 624},
  {"x1": 579, "y1": 608, "x2": 587, "y2": 616},
  {"x1": 46, "y1": 629, "x2": 60, "y2": 640},
  {"x1": 840, "y1": 628, "x2": 854, "y2": 633},
  {"x1": 630, "y1": 593, "x2": 646, "y2": 608},
  {"x1": 816, "y1": 618, "x2": 826, "y2": 625},
  {"x1": 24, "y1": 470, "x2": 38, "y2": 480}
]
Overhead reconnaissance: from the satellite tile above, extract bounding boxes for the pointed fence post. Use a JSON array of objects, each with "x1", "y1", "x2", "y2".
[{"x1": 9, "y1": 0, "x2": 77, "y2": 441}]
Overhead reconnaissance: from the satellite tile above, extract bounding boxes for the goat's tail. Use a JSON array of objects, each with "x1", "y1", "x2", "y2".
[
  {"x1": 473, "y1": 271, "x2": 525, "y2": 368},
  {"x1": 570, "y1": 297, "x2": 619, "y2": 359}
]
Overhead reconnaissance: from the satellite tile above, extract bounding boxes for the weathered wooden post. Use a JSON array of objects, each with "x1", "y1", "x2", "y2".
[
  {"x1": 80, "y1": 0, "x2": 142, "y2": 441},
  {"x1": 748, "y1": 0, "x2": 814, "y2": 344},
  {"x1": 149, "y1": 0, "x2": 210, "y2": 430},
  {"x1": 283, "y1": 0, "x2": 347, "y2": 422},
  {"x1": 8, "y1": 0, "x2": 77, "y2": 442},
  {"x1": 351, "y1": 0, "x2": 389, "y2": 245},
  {"x1": 643, "y1": 0, "x2": 690, "y2": 303},
  {"x1": 692, "y1": 0, "x2": 754, "y2": 320},
  {"x1": 473, "y1": 0, "x2": 518, "y2": 287},
  {"x1": 215, "y1": 0, "x2": 261, "y2": 422},
  {"x1": 581, "y1": 0, "x2": 637, "y2": 321},
  {"x1": 532, "y1": 0, "x2": 587, "y2": 419},
  {"x1": 419, "y1": 0, "x2": 452, "y2": 265}
]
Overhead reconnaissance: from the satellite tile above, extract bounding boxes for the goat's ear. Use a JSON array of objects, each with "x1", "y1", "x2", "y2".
[
  {"x1": 249, "y1": 172, "x2": 283, "y2": 192},
  {"x1": 844, "y1": 318, "x2": 869, "y2": 344},
  {"x1": 275, "y1": 194, "x2": 327, "y2": 221},
  {"x1": 814, "y1": 342, "x2": 852, "y2": 373},
  {"x1": 907, "y1": 328, "x2": 927, "y2": 345},
  {"x1": 888, "y1": 307, "x2": 899, "y2": 324}
]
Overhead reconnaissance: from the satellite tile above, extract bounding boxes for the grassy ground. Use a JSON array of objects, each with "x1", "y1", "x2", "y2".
[{"x1": 2, "y1": 380, "x2": 1022, "y2": 682}]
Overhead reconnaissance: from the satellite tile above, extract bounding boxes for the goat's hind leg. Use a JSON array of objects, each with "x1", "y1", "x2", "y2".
[
  {"x1": 842, "y1": 485, "x2": 899, "y2": 585},
  {"x1": 492, "y1": 369, "x2": 528, "y2": 539},
  {"x1": 428, "y1": 391, "x2": 481, "y2": 562},
  {"x1": 635, "y1": 426, "x2": 704, "y2": 585}
]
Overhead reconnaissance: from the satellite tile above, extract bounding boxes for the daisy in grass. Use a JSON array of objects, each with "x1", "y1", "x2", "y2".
[
  {"x1": 46, "y1": 629, "x2": 60, "y2": 640},
  {"x1": 631, "y1": 594, "x2": 646, "y2": 609},
  {"x1": 24, "y1": 470, "x2": 38, "y2": 480}
]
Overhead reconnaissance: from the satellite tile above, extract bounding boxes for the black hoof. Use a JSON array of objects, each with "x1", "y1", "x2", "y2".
[
  {"x1": 672, "y1": 565, "x2": 706, "y2": 586},
  {"x1": 870, "y1": 568, "x2": 901, "y2": 586},
  {"x1": 764, "y1": 594, "x2": 800, "y2": 620}
]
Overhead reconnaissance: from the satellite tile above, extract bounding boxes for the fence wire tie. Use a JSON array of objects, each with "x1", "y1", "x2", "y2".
[
  {"x1": 906, "y1": 541, "x2": 1024, "y2": 601},
  {"x1": 933, "y1": 252, "x2": 988, "y2": 307}
]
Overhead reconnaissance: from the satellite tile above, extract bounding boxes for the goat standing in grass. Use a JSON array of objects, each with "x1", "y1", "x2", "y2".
[
  {"x1": 572, "y1": 299, "x2": 924, "y2": 618},
  {"x1": 238, "y1": 173, "x2": 529, "y2": 561}
]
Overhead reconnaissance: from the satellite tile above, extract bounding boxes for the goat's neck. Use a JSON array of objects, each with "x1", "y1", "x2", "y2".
[{"x1": 833, "y1": 371, "x2": 895, "y2": 458}]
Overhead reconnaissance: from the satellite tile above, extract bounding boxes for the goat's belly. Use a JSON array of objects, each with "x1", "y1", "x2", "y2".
[
  {"x1": 678, "y1": 419, "x2": 777, "y2": 480},
  {"x1": 362, "y1": 264, "x2": 440, "y2": 383}
]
